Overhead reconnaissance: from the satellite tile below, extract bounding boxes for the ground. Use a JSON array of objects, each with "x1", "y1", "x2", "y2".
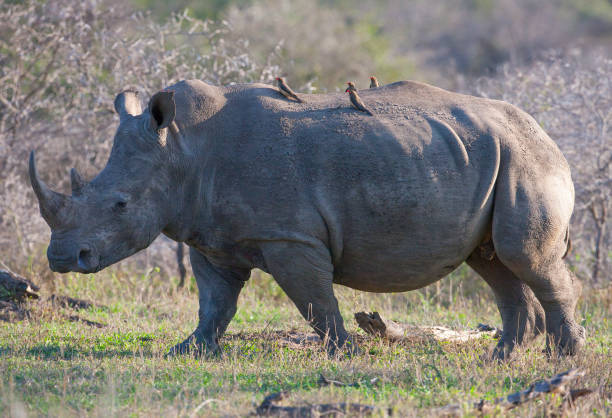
[{"x1": 0, "y1": 265, "x2": 610, "y2": 416}]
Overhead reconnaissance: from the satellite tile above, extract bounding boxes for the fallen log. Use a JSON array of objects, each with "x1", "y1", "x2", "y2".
[
  {"x1": 0, "y1": 270, "x2": 108, "y2": 325},
  {"x1": 354, "y1": 311, "x2": 501, "y2": 343},
  {"x1": 433, "y1": 368, "x2": 591, "y2": 416},
  {"x1": 0, "y1": 269, "x2": 39, "y2": 302}
]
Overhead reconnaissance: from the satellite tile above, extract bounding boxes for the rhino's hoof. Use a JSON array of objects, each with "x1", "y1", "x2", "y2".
[
  {"x1": 545, "y1": 325, "x2": 587, "y2": 357},
  {"x1": 164, "y1": 335, "x2": 220, "y2": 359},
  {"x1": 560, "y1": 325, "x2": 587, "y2": 356},
  {"x1": 326, "y1": 337, "x2": 361, "y2": 358},
  {"x1": 486, "y1": 338, "x2": 514, "y2": 362},
  {"x1": 489, "y1": 347, "x2": 506, "y2": 362}
]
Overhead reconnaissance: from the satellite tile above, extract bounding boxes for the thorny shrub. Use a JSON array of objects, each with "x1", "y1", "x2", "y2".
[{"x1": 476, "y1": 51, "x2": 612, "y2": 284}]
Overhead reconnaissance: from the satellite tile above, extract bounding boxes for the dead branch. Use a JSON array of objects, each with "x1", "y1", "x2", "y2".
[
  {"x1": 434, "y1": 368, "x2": 588, "y2": 416},
  {"x1": 354, "y1": 312, "x2": 501, "y2": 343},
  {"x1": 255, "y1": 391, "x2": 382, "y2": 417},
  {"x1": 318, "y1": 374, "x2": 379, "y2": 388},
  {"x1": 0, "y1": 269, "x2": 39, "y2": 302}
]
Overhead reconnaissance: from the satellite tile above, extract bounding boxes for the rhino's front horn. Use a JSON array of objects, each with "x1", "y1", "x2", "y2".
[
  {"x1": 29, "y1": 151, "x2": 71, "y2": 228},
  {"x1": 70, "y1": 168, "x2": 86, "y2": 196}
]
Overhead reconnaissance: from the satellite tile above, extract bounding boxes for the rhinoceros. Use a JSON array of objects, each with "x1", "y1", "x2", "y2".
[{"x1": 29, "y1": 80, "x2": 585, "y2": 359}]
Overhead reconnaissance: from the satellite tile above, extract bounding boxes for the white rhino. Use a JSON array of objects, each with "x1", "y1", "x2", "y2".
[{"x1": 30, "y1": 80, "x2": 585, "y2": 359}]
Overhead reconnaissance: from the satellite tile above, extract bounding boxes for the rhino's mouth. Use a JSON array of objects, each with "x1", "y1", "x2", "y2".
[
  {"x1": 87, "y1": 242, "x2": 150, "y2": 274},
  {"x1": 76, "y1": 264, "x2": 103, "y2": 274}
]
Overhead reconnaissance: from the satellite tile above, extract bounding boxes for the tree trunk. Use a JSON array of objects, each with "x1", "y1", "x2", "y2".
[{"x1": 590, "y1": 202, "x2": 607, "y2": 283}]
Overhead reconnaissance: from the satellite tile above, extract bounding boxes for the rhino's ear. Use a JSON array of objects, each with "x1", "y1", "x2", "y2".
[
  {"x1": 148, "y1": 91, "x2": 176, "y2": 131},
  {"x1": 114, "y1": 89, "x2": 142, "y2": 121}
]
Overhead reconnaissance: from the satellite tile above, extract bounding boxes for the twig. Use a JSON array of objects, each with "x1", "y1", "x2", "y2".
[
  {"x1": 318, "y1": 374, "x2": 379, "y2": 388},
  {"x1": 190, "y1": 399, "x2": 221, "y2": 417}
]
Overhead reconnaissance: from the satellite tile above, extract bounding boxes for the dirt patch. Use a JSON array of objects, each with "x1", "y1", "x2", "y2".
[
  {"x1": 227, "y1": 330, "x2": 322, "y2": 350},
  {"x1": 227, "y1": 330, "x2": 381, "y2": 350},
  {"x1": 226, "y1": 318, "x2": 502, "y2": 353}
]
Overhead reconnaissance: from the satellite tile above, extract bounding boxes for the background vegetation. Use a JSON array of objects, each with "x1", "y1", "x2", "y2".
[{"x1": 0, "y1": 0, "x2": 610, "y2": 416}]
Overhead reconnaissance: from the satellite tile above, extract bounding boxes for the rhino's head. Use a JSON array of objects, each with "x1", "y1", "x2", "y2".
[{"x1": 30, "y1": 89, "x2": 181, "y2": 273}]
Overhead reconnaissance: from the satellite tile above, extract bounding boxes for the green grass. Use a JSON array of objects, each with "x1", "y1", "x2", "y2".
[{"x1": 0, "y1": 267, "x2": 610, "y2": 416}]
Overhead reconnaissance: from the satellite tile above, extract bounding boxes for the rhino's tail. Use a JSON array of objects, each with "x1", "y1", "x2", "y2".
[{"x1": 562, "y1": 226, "x2": 572, "y2": 259}]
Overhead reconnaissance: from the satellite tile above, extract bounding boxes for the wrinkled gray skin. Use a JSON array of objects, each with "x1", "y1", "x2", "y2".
[{"x1": 30, "y1": 80, "x2": 586, "y2": 359}]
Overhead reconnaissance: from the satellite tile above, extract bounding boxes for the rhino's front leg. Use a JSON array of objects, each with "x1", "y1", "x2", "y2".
[
  {"x1": 166, "y1": 247, "x2": 249, "y2": 357},
  {"x1": 260, "y1": 241, "x2": 355, "y2": 355}
]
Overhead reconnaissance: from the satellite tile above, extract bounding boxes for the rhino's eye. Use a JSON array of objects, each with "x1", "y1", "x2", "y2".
[{"x1": 113, "y1": 200, "x2": 127, "y2": 211}]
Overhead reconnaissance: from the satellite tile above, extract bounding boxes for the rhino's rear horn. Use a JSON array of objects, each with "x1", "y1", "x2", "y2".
[
  {"x1": 70, "y1": 168, "x2": 86, "y2": 196},
  {"x1": 29, "y1": 151, "x2": 71, "y2": 228}
]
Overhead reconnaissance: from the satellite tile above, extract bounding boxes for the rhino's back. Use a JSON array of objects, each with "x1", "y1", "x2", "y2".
[{"x1": 178, "y1": 80, "x2": 561, "y2": 292}]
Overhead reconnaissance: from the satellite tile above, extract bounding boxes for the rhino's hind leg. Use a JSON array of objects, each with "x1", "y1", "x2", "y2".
[
  {"x1": 466, "y1": 250, "x2": 545, "y2": 360},
  {"x1": 497, "y1": 253, "x2": 585, "y2": 356},
  {"x1": 166, "y1": 247, "x2": 248, "y2": 357},
  {"x1": 492, "y1": 175, "x2": 585, "y2": 356},
  {"x1": 259, "y1": 241, "x2": 355, "y2": 355}
]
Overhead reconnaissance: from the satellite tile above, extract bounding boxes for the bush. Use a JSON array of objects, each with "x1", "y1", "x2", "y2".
[{"x1": 475, "y1": 51, "x2": 612, "y2": 284}]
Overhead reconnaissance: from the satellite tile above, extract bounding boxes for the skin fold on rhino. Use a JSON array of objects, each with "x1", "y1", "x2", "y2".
[{"x1": 29, "y1": 80, "x2": 585, "y2": 360}]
